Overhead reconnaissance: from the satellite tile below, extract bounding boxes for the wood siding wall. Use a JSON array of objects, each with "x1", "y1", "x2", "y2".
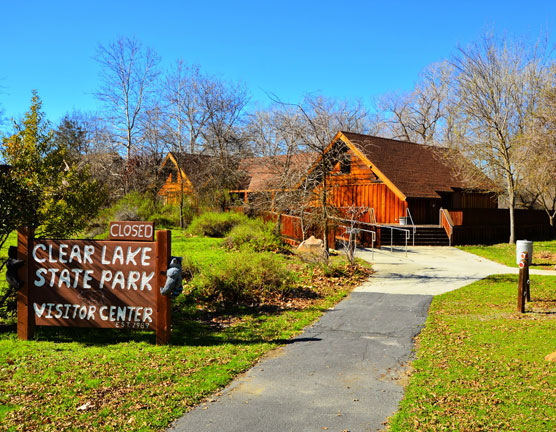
[
  {"x1": 448, "y1": 209, "x2": 550, "y2": 227},
  {"x1": 158, "y1": 172, "x2": 194, "y2": 205},
  {"x1": 263, "y1": 212, "x2": 380, "y2": 248},
  {"x1": 451, "y1": 192, "x2": 498, "y2": 209},
  {"x1": 453, "y1": 225, "x2": 555, "y2": 245},
  {"x1": 328, "y1": 184, "x2": 407, "y2": 224},
  {"x1": 448, "y1": 209, "x2": 555, "y2": 245},
  {"x1": 321, "y1": 151, "x2": 407, "y2": 224}
]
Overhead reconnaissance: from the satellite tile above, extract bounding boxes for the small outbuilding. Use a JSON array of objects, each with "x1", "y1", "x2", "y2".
[{"x1": 157, "y1": 152, "x2": 214, "y2": 204}]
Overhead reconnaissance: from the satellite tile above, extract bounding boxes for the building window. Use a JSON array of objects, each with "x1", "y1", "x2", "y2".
[{"x1": 340, "y1": 158, "x2": 351, "y2": 174}]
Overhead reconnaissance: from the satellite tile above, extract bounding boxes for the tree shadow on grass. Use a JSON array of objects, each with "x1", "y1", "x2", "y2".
[
  {"x1": 0, "y1": 302, "x2": 325, "y2": 347},
  {"x1": 525, "y1": 298, "x2": 556, "y2": 315},
  {"x1": 487, "y1": 274, "x2": 518, "y2": 283}
]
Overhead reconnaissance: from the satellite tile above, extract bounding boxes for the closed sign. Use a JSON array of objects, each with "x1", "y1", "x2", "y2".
[{"x1": 109, "y1": 221, "x2": 154, "y2": 241}]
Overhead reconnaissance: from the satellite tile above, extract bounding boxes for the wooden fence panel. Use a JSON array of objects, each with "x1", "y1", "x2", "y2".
[{"x1": 264, "y1": 212, "x2": 379, "y2": 249}]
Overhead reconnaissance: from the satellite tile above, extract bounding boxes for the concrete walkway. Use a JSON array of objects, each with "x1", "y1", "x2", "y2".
[
  {"x1": 168, "y1": 247, "x2": 555, "y2": 432},
  {"x1": 356, "y1": 246, "x2": 556, "y2": 296}
]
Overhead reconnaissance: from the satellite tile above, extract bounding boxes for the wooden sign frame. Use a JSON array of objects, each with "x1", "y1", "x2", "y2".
[{"x1": 16, "y1": 227, "x2": 172, "y2": 344}]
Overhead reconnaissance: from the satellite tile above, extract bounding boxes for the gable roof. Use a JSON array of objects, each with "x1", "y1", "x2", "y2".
[
  {"x1": 239, "y1": 153, "x2": 317, "y2": 191},
  {"x1": 334, "y1": 131, "x2": 497, "y2": 200},
  {"x1": 162, "y1": 152, "x2": 215, "y2": 190}
]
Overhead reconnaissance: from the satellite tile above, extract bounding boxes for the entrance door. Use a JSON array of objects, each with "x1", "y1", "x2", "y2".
[{"x1": 407, "y1": 199, "x2": 441, "y2": 224}]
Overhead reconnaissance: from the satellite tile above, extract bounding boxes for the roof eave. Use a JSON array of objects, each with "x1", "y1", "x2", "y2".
[{"x1": 338, "y1": 132, "x2": 407, "y2": 202}]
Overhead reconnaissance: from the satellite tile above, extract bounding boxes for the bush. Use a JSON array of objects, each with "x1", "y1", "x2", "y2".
[
  {"x1": 92, "y1": 192, "x2": 194, "y2": 235},
  {"x1": 321, "y1": 261, "x2": 351, "y2": 278},
  {"x1": 224, "y1": 219, "x2": 285, "y2": 252},
  {"x1": 187, "y1": 212, "x2": 248, "y2": 237},
  {"x1": 185, "y1": 251, "x2": 296, "y2": 304}
]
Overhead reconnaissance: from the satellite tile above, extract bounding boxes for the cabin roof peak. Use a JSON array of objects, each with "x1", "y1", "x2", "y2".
[{"x1": 335, "y1": 131, "x2": 497, "y2": 199}]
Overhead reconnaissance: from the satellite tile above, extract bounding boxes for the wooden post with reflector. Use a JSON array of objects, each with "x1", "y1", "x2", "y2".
[{"x1": 517, "y1": 252, "x2": 530, "y2": 313}]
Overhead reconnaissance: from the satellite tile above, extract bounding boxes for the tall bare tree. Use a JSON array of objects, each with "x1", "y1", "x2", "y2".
[
  {"x1": 95, "y1": 36, "x2": 160, "y2": 160},
  {"x1": 70, "y1": 111, "x2": 126, "y2": 200},
  {"x1": 162, "y1": 62, "x2": 212, "y2": 153},
  {"x1": 378, "y1": 61, "x2": 453, "y2": 145},
  {"x1": 199, "y1": 78, "x2": 250, "y2": 195},
  {"x1": 520, "y1": 73, "x2": 556, "y2": 225},
  {"x1": 449, "y1": 33, "x2": 550, "y2": 243},
  {"x1": 267, "y1": 95, "x2": 374, "y2": 259}
]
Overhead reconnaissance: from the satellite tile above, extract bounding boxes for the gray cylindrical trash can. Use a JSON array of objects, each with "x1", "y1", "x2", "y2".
[{"x1": 516, "y1": 240, "x2": 533, "y2": 265}]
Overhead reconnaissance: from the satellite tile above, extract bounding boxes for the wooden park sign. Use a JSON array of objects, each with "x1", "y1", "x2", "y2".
[{"x1": 16, "y1": 223, "x2": 172, "y2": 344}]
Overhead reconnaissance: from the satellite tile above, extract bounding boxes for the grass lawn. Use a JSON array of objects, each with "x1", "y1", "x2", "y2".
[
  {"x1": 388, "y1": 274, "x2": 556, "y2": 431},
  {"x1": 0, "y1": 229, "x2": 367, "y2": 431},
  {"x1": 459, "y1": 240, "x2": 556, "y2": 270}
]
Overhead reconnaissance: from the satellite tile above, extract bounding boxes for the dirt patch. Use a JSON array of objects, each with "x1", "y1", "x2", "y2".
[
  {"x1": 378, "y1": 363, "x2": 415, "y2": 387},
  {"x1": 533, "y1": 251, "x2": 556, "y2": 268}
]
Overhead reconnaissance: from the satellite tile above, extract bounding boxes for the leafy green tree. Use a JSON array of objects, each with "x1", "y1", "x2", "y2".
[
  {"x1": 0, "y1": 167, "x2": 39, "y2": 249},
  {"x1": 54, "y1": 114, "x2": 89, "y2": 159},
  {"x1": 0, "y1": 167, "x2": 40, "y2": 316},
  {"x1": 1, "y1": 91, "x2": 106, "y2": 238}
]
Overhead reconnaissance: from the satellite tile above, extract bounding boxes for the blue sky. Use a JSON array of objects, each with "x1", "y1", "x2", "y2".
[{"x1": 1, "y1": 0, "x2": 555, "y2": 125}]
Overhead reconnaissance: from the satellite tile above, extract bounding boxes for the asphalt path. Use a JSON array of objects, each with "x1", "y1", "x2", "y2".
[
  {"x1": 169, "y1": 291, "x2": 431, "y2": 432},
  {"x1": 169, "y1": 246, "x2": 556, "y2": 431}
]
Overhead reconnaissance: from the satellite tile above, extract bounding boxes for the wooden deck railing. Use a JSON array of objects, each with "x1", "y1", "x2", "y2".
[
  {"x1": 440, "y1": 208, "x2": 454, "y2": 246},
  {"x1": 263, "y1": 212, "x2": 380, "y2": 249}
]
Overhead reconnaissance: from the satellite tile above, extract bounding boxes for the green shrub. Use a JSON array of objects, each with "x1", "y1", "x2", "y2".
[
  {"x1": 92, "y1": 192, "x2": 195, "y2": 235},
  {"x1": 187, "y1": 212, "x2": 248, "y2": 237},
  {"x1": 224, "y1": 219, "x2": 284, "y2": 252},
  {"x1": 181, "y1": 256, "x2": 201, "y2": 281},
  {"x1": 321, "y1": 262, "x2": 351, "y2": 278},
  {"x1": 186, "y1": 251, "x2": 296, "y2": 304}
]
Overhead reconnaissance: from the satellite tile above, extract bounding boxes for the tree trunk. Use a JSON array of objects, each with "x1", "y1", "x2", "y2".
[
  {"x1": 127, "y1": 128, "x2": 132, "y2": 161},
  {"x1": 190, "y1": 131, "x2": 196, "y2": 154},
  {"x1": 300, "y1": 211, "x2": 306, "y2": 241},
  {"x1": 321, "y1": 164, "x2": 330, "y2": 261},
  {"x1": 274, "y1": 213, "x2": 282, "y2": 237},
  {"x1": 508, "y1": 192, "x2": 516, "y2": 244},
  {"x1": 179, "y1": 181, "x2": 184, "y2": 228}
]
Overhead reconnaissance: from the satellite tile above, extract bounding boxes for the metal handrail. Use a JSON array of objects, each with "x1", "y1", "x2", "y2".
[
  {"x1": 439, "y1": 208, "x2": 454, "y2": 246},
  {"x1": 406, "y1": 208, "x2": 416, "y2": 247},
  {"x1": 330, "y1": 216, "x2": 411, "y2": 256},
  {"x1": 337, "y1": 224, "x2": 377, "y2": 260}
]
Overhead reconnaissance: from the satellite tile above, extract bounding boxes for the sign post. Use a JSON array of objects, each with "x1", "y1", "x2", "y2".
[
  {"x1": 16, "y1": 222, "x2": 172, "y2": 344},
  {"x1": 155, "y1": 230, "x2": 171, "y2": 345},
  {"x1": 517, "y1": 252, "x2": 530, "y2": 313},
  {"x1": 17, "y1": 228, "x2": 34, "y2": 340}
]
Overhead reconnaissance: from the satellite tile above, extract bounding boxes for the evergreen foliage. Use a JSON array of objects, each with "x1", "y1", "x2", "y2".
[{"x1": 1, "y1": 91, "x2": 106, "y2": 238}]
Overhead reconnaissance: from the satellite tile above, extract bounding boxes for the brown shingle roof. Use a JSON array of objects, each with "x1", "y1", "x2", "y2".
[
  {"x1": 341, "y1": 131, "x2": 497, "y2": 199},
  {"x1": 171, "y1": 152, "x2": 215, "y2": 190},
  {"x1": 239, "y1": 153, "x2": 317, "y2": 191}
]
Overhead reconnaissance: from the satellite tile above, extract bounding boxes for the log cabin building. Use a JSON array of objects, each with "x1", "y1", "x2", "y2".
[
  {"x1": 312, "y1": 131, "x2": 499, "y2": 225},
  {"x1": 237, "y1": 131, "x2": 552, "y2": 245},
  {"x1": 230, "y1": 153, "x2": 317, "y2": 206},
  {"x1": 158, "y1": 132, "x2": 553, "y2": 245},
  {"x1": 282, "y1": 131, "x2": 501, "y2": 245},
  {"x1": 158, "y1": 152, "x2": 214, "y2": 204}
]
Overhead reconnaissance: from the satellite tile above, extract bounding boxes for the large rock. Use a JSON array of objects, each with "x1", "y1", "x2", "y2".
[{"x1": 297, "y1": 236, "x2": 323, "y2": 253}]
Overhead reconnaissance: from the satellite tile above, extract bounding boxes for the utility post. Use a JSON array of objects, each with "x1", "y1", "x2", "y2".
[{"x1": 517, "y1": 252, "x2": 530, "y2": 313}]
